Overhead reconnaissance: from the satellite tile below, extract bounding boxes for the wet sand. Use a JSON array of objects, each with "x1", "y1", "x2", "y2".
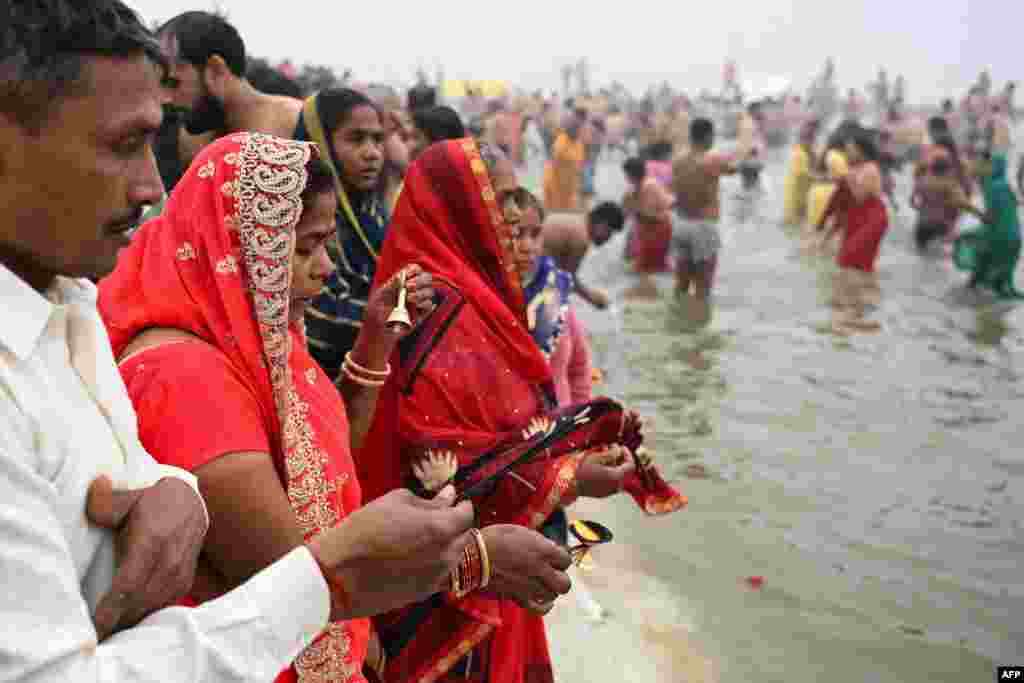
[{"x1": 548, "y1": 499, "x2": 718, "y2": 683}]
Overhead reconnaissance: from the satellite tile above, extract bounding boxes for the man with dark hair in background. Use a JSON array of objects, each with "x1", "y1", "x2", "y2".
[
  {"x1": 672, "y1": 117, "x2": 737, "y2": 302},
  {"x1": 155, "y1": 11, "x2": 305, "y2": 185},
  {"x1": 247, "y1": 59, "x2": 304, "y2": 99},
  {"x1": 407, "y1": 82, "x2": 437, "y2": 112},
  {"x1": 542, "y1": 202, "x2": 626, "y2": 309},
  {"x1": 157, "y1": 11, "x2": 412, "y2": 202},
  {"x1": 408, "y1": 105, "x2": 466, "y2": 161}
]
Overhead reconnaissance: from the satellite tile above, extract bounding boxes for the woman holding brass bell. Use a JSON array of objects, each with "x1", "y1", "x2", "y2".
[{"x1": 357, "y1": 140, "x2": 687, "y2": 683}]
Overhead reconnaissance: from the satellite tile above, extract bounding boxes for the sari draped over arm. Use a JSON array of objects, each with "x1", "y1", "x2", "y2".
[
  {"x1": 297, "y1": 94, "x2": 391, "y2": 379},
  {"x1": 98, "y1": 133, "x2": 369, "y2": 683},
  {"x1": 356, "y1": 139, "x2": 684, "y2": 683},
  {"x1": 954, "y1": 154, "x2": 1023, "y2": 297}
]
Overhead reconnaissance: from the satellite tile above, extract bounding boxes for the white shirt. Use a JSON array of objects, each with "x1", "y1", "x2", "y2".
[{"x1": 0, "y1": 265, "x2": 330, "y2": 682}]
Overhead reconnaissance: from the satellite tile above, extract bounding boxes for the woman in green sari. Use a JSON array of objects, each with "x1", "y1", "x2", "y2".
[{"x1": 954, "y1": 152, "x2": 1022, "y2": 298}]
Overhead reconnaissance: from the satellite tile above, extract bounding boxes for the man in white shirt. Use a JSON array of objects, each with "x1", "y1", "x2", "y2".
[{"x1": 0, "y1": 2, "x2": 572, "y2": 681}]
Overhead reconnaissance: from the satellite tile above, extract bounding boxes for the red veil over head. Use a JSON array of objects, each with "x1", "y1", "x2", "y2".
[
  {"x1": 359, "y1": 139, "x2": 684, "y2": 683},
  {"x1": 99, "y1": 133, "x2": 368, "y2": 683}
]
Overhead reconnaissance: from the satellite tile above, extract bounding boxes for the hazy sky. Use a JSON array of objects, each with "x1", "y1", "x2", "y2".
[{"x1": 130, "y1": 0, "x2": 1019, "y2": 103}]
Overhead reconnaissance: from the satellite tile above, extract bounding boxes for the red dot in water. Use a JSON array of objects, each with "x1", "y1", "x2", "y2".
[{"x1": 746, "y1": 576, "x2": 765, "y2": 589}]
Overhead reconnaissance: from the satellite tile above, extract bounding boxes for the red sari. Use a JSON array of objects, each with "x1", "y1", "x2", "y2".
[
  {"x1": 98, "y1": 133, "x2": 369, "y2": 683},
  {"x1": 357, "y1": 139, "x2": 685, "y2": 683},
  {"x1": 826, "y1": 163, "x2": 890, "y2": 273}
]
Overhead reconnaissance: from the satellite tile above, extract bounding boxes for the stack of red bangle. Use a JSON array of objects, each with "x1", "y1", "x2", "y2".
[{"x1": 449, "y1": 529, "x2": 490, "y2": 598}]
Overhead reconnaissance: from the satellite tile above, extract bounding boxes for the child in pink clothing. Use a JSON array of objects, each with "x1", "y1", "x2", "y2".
[{"x1": 515, "y1": 192, "x2": 594, "y2": 406}]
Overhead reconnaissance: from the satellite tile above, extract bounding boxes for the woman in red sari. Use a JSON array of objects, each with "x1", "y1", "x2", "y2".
[
  {"x1": 816, "y1": 127, "x2": 890, "y2": 332},
  {"x1": 358, "y1": 139, "x2": 686, "y2": 683},
  {"x1": 97, "y1": 133, "x2": 390, "y2": 682},
  {"x1": 99, "y1": 133, "x2": 573, "y2": 683},
  {"x1": 97, "y1": 134, "x2": 379, "y2": 682}
]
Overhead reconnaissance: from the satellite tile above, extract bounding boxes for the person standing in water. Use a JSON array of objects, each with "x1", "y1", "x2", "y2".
[
  {"x1": 805, "y1": 124, "x2": 853, "y2": 248},
  {"x1": 1017, "y1": 153, "x2": 1024, "y2": 199},
  {"x1": 911, "y1": 135, "x2": 973, "y2": 250},
  {"x1": 543, "y1": 114, "x2": 591, "y2": 211},
  {"x1": 783, "y1": 119, "x2": 820, "y2": 226},
  {"x1": 671, "y1": 118, "x2": 737, "y2": 302},
  {"x1": 622, "y1": 158, "x2": 675, "y2": 277},
  {"x1": 816, "y1": 127, "x2": 890, "y2": 331},
  {"x1": 911, "y1": 154, "x2": 984, "y2": 252},
  {"x1": 953, "y1": 152, "x2": 1023, "y2": 298},
  {"x1": 736, "y1": 102, "x2": 766, "y2": 189}
]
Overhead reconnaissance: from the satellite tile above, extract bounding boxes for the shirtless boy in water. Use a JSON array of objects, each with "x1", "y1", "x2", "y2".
[
  {"x1": 542, "y1": 203, "x2": 626, "y2": 310},
  {"x1": 671, "y1": 118, "x2": 737, "y2": 301}
]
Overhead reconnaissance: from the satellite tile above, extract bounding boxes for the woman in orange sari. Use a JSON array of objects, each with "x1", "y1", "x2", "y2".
[
  {"x1": 542, "y1": 122, "x2": 588, "y2": 211},
  {"x1": 358, "y1": 139, "x2": 686, "y2": 683}
]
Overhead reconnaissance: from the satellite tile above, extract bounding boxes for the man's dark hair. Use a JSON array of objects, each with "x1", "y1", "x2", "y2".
[
  {"x1": 247, "y1": 61, "x2": 303, "y2": 98},
  {"x1": 407, "y1": 83, "x2": 437, "y2": 111},
  {"x1": 933, "y1": 134, "x2": 963, "y2": 179},
  {"x1": 927, "y1": 116, "x2": 949, "y2": 136},
  {"x1": 158, "y1": 11, "x2": 246, "y2": 77},
  {"x1": 411, "y1": 105, "x2": 465, "y2": 144},
  {"x1": 589, "y1": 201, "x2": 625, "y2": 233},
  {"x1": 0, "y1": 0, "x2": 165, "y2": 130},
  {"x1": 623, "y1": 157, "x2": 646, "y2": 183},
  {"x1": 850, "y1": 126, "x2": 880, "y2": 163},
  {"x1": 690, "y1": 118, "x2": 714, "y2": 147},
  {"x1": 646, "y1": 141, "x2": 672, "y2": 161}
]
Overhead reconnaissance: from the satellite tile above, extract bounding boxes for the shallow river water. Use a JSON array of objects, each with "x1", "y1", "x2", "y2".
[{"x1": 544, "y1": 140, "x2": 1023, "y2": 683}]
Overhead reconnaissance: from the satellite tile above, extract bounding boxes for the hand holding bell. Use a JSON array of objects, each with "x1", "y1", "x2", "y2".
[{"x1": 386, "y1": 268, "x2": 413, "y2": 333}]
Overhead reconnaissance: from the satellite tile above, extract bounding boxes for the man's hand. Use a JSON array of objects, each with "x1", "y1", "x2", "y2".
[
  {"x1": 481, "y1": 525, "x2": 572, "y2": 615},
  {"x1": 86, "y1": 475, "x2": 207, "y2": 641},
  {"x1": 309, "y1": 485, "x2": 475, "y2": 620}
]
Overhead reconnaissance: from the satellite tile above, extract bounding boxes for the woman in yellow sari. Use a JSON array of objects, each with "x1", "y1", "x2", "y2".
[
  {"x1": 782, "y1": 119, "x2": 819, "y2": 226},
  {"x1": 806, "y1": 126, "x2": 851, "y2": 238},
  {"x1": 543, "y1": 122, "x2": 588, "y2": 211}
]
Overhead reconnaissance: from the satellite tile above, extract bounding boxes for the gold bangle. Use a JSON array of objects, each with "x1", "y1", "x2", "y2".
[
  {"x1": 449, "y1": 559, "x2": 464, "y2": 596},
  {"x1": 340, "y1": 364, "x2": 387, "y2": 388},
  {"x1": 473, "y1": 529, "x2": 490, "y2": 589},
  {"x1": 344, "y1": 351, "x2": 391, "y2": 378}
]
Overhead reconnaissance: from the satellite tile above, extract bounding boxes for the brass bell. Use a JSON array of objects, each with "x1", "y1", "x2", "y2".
[{"x1": 386, "y1": 269, "x2": 413, "y2": 333}]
